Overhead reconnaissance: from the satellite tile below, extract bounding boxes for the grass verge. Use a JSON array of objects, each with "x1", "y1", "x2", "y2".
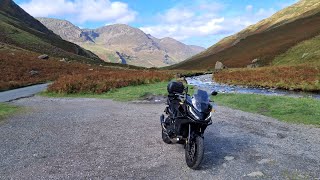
[
  {"x1": 213, "y1": 93, "x2": 320, "y2": 126},
  {"x1": 42, "y1": 81, "x2": 169, "y2": 101},
  {"x1": 0, "y1": 103, "x2": 19, "y2": 120},
  {"x1": 42, "y1": 81, "x2": 195, "y2": 101}
]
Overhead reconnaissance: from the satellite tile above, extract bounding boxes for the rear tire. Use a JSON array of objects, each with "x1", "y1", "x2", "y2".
[
  {"x1": 162, "y1": 129, "x2": 172, "y2": 144},
  {"x1": 185, "y1": 135, "x2": 204, "y2": 169}
]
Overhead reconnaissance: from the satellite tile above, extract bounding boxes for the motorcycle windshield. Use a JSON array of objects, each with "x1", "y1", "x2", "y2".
[{"x1": 192, "y1": 90, "x2": 210, "y2": 113}]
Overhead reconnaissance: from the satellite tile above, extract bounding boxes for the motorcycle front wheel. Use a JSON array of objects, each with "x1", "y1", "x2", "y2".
[{"x1": 185, "y1": 135, "x2": 204, "y2": 169}]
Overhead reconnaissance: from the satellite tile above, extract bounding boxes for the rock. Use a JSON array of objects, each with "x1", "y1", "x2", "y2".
[
  {"x1": 222, "y1": 163, "x2": 227, "y2": 168},
  {"x1": 215, "y1": 61, "x2": 227, "y2": 70},
  {"x1": 257, "y1": 159, "x2": 273, "y2": 164},
  {"x1": 38, "y1": 54, "x2": 49, "y2": 60},
  {"x1": 298, "y1": 174, "x2": 305, "y2": 178},
  {"x1": 252, "y1": 58, "x2": 259, "y2": 63},
  {"x1": 29, "y1": 70, "x2": 39, "y2": 76},
  {"x1": 60, "y1": 58, "x2": 67, "y2": 62},
  {"x1": 88, "y1": 69, "x2": 94, "y2": 71},
  {"x1": 247, "y1": 58, "x2": 260, "y2": 68},
  {"x1": 224, "y1": 156, "x2": 235, "y2": 161},
  {"x1": 247, "y1": 63, "x2": 259, "y2": 68},
  {"x1": 301, "y1": 53, "x2": 309, "y2": 58},
  {"x1": 247, "y1": 171, "x2": 264, "y2": 177}
]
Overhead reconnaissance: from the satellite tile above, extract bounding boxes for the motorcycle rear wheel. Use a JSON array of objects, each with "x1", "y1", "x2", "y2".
[{"x1": 185, "y1": 135, "x2": 204, "y2": 169}]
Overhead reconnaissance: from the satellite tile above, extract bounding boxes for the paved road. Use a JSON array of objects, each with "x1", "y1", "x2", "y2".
[
  {"x1": 0, "y1": 96, "x2": 319, "y2": 179},
  {"x1": 0, "y1": 84, "x2": 49, "y2": 102}
]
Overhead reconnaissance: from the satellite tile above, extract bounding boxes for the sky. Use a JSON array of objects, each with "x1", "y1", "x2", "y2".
[{"x1": 14, "y1": 0, "x2": 298, "y2": 48}]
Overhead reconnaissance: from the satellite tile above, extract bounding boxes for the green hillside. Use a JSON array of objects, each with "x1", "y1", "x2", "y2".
[
  {"x1": 273, "y1": 35, "x2": 320, "y2": 65},
  {"x1": 0, "y1": 0, "x2": 102, "y2": 63},
  {"x1": 170, "y1": 0, "x2": 320, "y2": 70}
]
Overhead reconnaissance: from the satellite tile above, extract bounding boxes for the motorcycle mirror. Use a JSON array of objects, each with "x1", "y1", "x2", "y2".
[{"x1": 211, "y1": 91, "x2": 218, "y2": 96}]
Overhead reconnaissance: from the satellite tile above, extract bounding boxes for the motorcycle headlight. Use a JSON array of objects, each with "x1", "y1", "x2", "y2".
[{"x1": 205, "y1": 112, "x2": 212, "y2": 121}]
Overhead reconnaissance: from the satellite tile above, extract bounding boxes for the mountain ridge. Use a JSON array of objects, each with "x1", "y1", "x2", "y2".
[{"x1": 37, "y1": 18, "x2": 205, "y2": 67}]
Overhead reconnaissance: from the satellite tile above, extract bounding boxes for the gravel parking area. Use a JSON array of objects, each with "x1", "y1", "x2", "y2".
[{"x1": 0, "y1": 96, "x2": 319, "y2": 179}]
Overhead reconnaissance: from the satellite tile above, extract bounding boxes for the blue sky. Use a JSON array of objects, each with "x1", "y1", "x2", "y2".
[{"x1": 14, "y1": 0, "x2": 298, "y2": 47}]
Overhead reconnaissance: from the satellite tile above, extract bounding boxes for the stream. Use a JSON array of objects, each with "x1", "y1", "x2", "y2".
[{"x1": 186, "y1": 74, "x2": 320, "y2": 99}]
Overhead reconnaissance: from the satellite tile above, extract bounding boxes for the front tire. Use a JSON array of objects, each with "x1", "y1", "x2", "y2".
[
  {"x1": 162, "y1": 129, "x2": 172, "y2": 144},
  {"x1": 185, "y1": 135, "x2": 204, "y2": 169}
]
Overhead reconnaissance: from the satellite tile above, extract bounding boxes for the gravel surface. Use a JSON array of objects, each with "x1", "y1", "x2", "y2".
[
  {"x1": 0, "y1": 84, "x2": 49, "y2": 102},
  {"x1": 0, "y1": 96, "x2": 319, "y2": 179}
]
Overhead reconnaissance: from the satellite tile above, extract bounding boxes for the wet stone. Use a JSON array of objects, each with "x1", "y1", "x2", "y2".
[
  {"x1": 247, "y1": 171, "x2": 264, "y2": 177},
  {"x1": 224, "y1": 156, "x2": 235, "y2": 161}
]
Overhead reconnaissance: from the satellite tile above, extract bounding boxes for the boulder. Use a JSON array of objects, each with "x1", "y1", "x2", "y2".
[
  {"x1": 247, "y1": 64, "x2": 258, "y2": 68},
  {"x1": 38, "y1": 54, "x2": 49, "y2": 60},
  {"x1": 60, "y1": 58, "x2": 67, "y2": 62},
  {"x1": 215, "y1": 61, "x2": 227, "y2": 70},
  {"x1": 252, "y1": 58, "x2": 259, "y2": 63},
  {"x1": 247, "y1": 58, "x2": 260, "y2": 68},
  {"x1": 29, "y1": 70, "x2": 39, "y2": 76}
]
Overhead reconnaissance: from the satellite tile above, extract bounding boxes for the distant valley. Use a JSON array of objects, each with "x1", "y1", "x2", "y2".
[{"x1": 37, "y1": 18, "x2": 205, "y2": 67}]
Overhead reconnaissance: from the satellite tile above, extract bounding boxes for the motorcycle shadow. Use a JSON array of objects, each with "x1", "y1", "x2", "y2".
[{"x1": 199, "y1": 124, "x2": 250, "y2": 170}]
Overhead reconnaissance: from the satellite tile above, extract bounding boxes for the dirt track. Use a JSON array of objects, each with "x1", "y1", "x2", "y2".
[{"x1": 0, "y1": 96, "x2": 319, "y2": 179}]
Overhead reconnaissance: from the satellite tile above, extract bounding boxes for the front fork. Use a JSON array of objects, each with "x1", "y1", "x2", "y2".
[
  {"x1": 187, "y1": 124, "x2": 191, "y2": 144},
  {"x1": 186, "y1": 124, "x2": 203, "y2": 145},
  {"x1": 186, "y1": 124, "x2": 204, "y2": 145}
]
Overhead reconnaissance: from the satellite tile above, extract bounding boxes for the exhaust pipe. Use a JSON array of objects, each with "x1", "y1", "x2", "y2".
[
  {"x1": 160, "y1": 114, "x2": 165, "y2": 124},
  {"x1": 160, "y1": 114, "x2": 167, "y2": 130}
]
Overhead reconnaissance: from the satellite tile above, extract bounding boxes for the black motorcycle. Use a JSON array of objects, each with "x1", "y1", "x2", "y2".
[{"x1": 160, "y1": 81, "x2": 217, "y2": 169}]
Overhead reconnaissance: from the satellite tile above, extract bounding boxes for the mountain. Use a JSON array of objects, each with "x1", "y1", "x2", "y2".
[
  {"x1": 37, "y1": 18, "x2": 205, "y2": 67},
  {"x1": 0, "y1": 0, "x2": 102, "y2": 63},
  {"x1": 171, "y1": 0, "x2": 320, "y2": 70},
  {"x1": 36, "y1": 17, "x2": 94, "y2": 43}
]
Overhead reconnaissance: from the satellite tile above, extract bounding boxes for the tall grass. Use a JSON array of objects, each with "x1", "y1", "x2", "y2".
[
  {"x1": 214, "y1": 65, "x2": 320, "y2": 92},
  {"x1": 0, "y1": 45, "x2": 174, "y2": 92},
  {"x1": 48, "y1": 71, "x2": 173, "y2": 94}
]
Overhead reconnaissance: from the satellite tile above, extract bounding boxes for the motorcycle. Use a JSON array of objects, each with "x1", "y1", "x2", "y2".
[{"x1": 160, "y1": 81, "x2": 217, "y2": 169}]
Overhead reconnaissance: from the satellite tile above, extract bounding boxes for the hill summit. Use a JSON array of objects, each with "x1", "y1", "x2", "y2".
[{"x1": 37, "y1": 18, "x2": 205, "y2": 67}]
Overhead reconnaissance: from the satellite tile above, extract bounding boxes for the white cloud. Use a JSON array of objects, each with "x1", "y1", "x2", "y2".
[
  {"x1": 246, "y1": 5, "x2": 253, "y2": 12},
  {"x1": 19, "y1": 0, "x2": 137, "y2": 24},
  {"x1": 141, "y1": 17, "x2": 225, "y2": 41},
  {"x1": 140, "y1": 5, "x2": 227, "y2": 41},
  {"x1": 160, "y1": 8, "x2": 195, "y2": 23},
  {"x1": 140, "y1": 3, "x2": 278, "y2": 43}
]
